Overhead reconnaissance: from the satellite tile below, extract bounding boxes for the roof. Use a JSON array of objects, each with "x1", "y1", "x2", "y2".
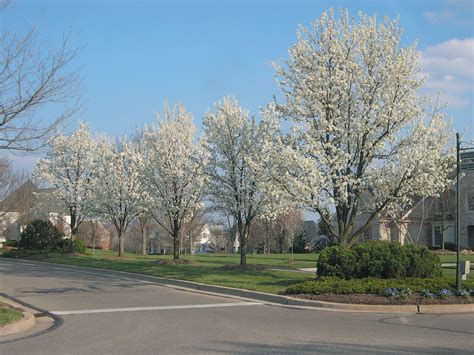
[
  {"x1": 0, "y1": 180, "x2": 67, "y2": 214},
  {"x1": 303, "y1": 220, "x2": 318, "y2": 239}
]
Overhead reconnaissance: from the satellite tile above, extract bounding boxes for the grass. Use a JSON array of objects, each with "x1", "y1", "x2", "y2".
[
  {"x1": 438, "y1": 255, "x2": 474, "y2": 263},
  {"x1": 2, "y1": 249, "x2": 317, "y2": 294},
  {"x1": 2, "y1": 248, "x2": 472, "y2": 294},
  {"x1": 0, "y1": 305, "x2": 23, "y2": 327}
]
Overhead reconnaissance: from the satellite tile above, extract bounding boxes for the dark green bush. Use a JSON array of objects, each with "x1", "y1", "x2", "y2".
[
  {"x1": 353, "y1": 241, "x2": 408, "y2": 278},
  {"x1": 56, "y1": 239, "x2": 87, "y2": 254},
  {"x1": 19, "y1": 220, "x2": 64, "y2": 252},
  {"x1": 283, "y1": 276, "x2": 474, "y2": 295},
  {"x1": 403, "y1": 244, "x2": 443, "y2": 278},
  {"x1": 292, "y1": 231, "x2": 307, "y2": 253},
  {"x1": 316, "y1": 245, "x2": 357, "y2": 278},
  {"x1": 316, "y1": 241, "x2": 442, "y2": 279}
]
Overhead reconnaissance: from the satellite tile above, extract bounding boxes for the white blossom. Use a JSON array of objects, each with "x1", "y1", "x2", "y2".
[
  {"x1": 143, "y1": 102, "x2": 206, "y2": 260},
  {"x1": 35, "y1": 122, "x2": 97, "y2": 239},
  {"x1": 202, "y1": 96, "x2": 287, "y2": 265},
  {"x1": 270, "y1": 9, "x2": 455, "y2": 247},
  {"x1": 92, "y1": 137, "x2": 144, "y2": 256}
]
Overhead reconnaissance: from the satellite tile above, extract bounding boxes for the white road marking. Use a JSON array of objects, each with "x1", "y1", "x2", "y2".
[{"x1": 52, "y1": 302, "x2": 263, "y2": 315}]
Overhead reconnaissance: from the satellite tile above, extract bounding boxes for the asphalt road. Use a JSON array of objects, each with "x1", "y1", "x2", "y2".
[{"x1": 0, "y1": 259, "x2": 473, "y2": 354}]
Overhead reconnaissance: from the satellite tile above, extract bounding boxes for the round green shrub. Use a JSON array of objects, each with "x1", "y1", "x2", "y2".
[
  {"x1": 353, "y1": 241, "x2": 409, "y2": 278},
  {"x1": 316, "y1": 245, "x2": 357, "y2": 279},
  {"x1": 316, "y1": 241, "x2": 442, "y2": 279},
  {"x1": 19, "y1": 220, "x2": 64, "y2": 252},
  {"x1": 56, "y1": 239, "x2": 87, "y2": 254},
  {"x1": 403, "y1": 244, "x2": 443, "y2": 278}
]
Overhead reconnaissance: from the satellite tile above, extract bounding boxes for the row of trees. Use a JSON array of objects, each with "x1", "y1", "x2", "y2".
[{"x1": 35, "y1": 9, "x2": 455, "y2": 264}]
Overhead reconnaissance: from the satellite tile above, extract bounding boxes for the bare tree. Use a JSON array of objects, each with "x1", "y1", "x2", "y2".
[
  {"x1": 0, "y1": 156, "x2": 28, "y2": 209},
  {"x1": 0, "y1": 4, "x2": 81, "y2": 153}
]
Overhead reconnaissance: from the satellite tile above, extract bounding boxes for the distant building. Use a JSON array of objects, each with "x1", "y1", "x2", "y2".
[
  {"x1": 331, "y1": 170, "x2": 474, "y2": 248},
  {"x1": 0, "y1": 180, "x2": 110, "y2": 250}
]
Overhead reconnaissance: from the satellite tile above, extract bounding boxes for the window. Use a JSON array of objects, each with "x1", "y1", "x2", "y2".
[
  {"x1": 468, "y1": 226, "x2": 474, "y2": 248},
  {"x1": 468, "y1": 195, "x2": 474, "y2": 211},
  {"x1": 432, "y1": 223, "x2": 455, "y2": 247}
]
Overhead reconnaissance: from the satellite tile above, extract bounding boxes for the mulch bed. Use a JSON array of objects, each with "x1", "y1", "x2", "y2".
[
  {"x1": 154, "y1": 259, "x2": 196, "y2": 265},
  {"x1": 292, "y1": 293, "x2": 473, "y2": 305}
]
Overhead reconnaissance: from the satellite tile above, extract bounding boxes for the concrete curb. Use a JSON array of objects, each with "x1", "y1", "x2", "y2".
[
  {"x1": 418, "y1": 303, "x2": 474, "y2": 314},
  {"x1": 2, "y1": 258, "x2": 473, "y2": 314},
  {"x1": 0, "y1": 312, "x2": 36, "y2": 337},
  {"x1": 0, "y1": 297, "x2": 37, "y2": 337}
]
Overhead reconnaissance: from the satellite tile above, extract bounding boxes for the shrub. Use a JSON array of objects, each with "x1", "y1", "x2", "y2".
[
  {"x1": 316, "y1": 241, "x2": 442, "y2": 279},
  {"x1": 311, "y1": 235, "x2": 333, "y2": 252},
  {"x1": 56, "y1": 239, "x2": 87, "y2": 254},
  {"x1": 403, "y1": 244, "x2": 443, "y2": 278},
  {"x1": 421, "y1": 289, "x2": 434, "y2": 299},
  {"x1": 455, "y1": 289, "x2": 470, "y2": 298},
  {"x1": 353, "y1": 241, "x2": 408, "y2": 278},
  {"x1": 316, "y1": 246, "x2": 357, "y2": 279},
  {"x1": 438, "y1": 289, "x2": 451, "y2": 299},
  {"x1": 283, "y1": 276, "x2": 474, "y2": 295},
  {"x1": 382, "y1": 288, "x2": 412, "y2": 299},
  {"x1": 292, "y1": 231, "x2": 307, "y2": 253},
  {"x1": 383, "y1": 288, "x2": 398, "y2": 298},
  {"x1": 19, "y1": 220, "x2": 64, "y2": 252},
  {"x1": 398, "y1": 288, "x2": 412, "y2": 300}
]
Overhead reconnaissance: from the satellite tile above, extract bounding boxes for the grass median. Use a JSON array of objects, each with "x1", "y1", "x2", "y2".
[
  {"x1": 2, "y1": 249, "x2": 472, "y2": 295},
  {"x1": 0, "y1": 304, "x2": 23, "y2": 327},
  {"x1": 1, "y1": 249, "x2": 318, "y2": 294}
]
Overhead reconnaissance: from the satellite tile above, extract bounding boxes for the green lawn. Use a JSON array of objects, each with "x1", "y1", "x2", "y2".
[
  {"x1": 6, "y1": 249, "x2": 317, "y2": 294},
  {"x1": 84, "y1": 250, "x2": 319, "y2": 269},
  {"x1": 2, "y1": 249, "x2": 472, "y2": 294},
  {"x1": 438, "y1": 255, "x2": 474, "y2": 263},
  {"x1": 0, "y1": 306, "x2": 23, "y2": 327}
]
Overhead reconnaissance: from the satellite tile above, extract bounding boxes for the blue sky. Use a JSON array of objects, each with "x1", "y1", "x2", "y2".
[{"x1": 2, "y1": 0, "x2": 474, "y2": 170}]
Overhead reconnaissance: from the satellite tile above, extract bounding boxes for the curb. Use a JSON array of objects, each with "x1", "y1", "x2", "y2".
[
  {"x1": 2, "y1": 258, "x2": 473, "y2": 314},
  {"x1": 418, "y1": 303, "x2": 474, "y2": 314},
  {"x1": 0, "y1": 312, "x2": 36, "y2": 337},
  {"x1": 0, "y1": 297, "x2": 37, "y2": 337},
  {"x1": 0, "y1": 293, "x2": 63, "y2": 345}
]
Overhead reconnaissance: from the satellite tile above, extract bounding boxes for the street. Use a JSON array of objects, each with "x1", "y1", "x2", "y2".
[{"x1": 0, "y1": 259, "x2": 473, "y2": 354}]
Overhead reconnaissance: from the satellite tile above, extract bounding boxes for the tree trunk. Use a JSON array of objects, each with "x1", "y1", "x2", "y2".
[
  {"x1": 141, "y1": 226, "x2": 147, "y2": 256},
  {"x1": 70, "y1": 210, "x2": 77, "y2": 241},
  {"x1": 173, "y1": 231, "x2": 180, "y2": 260},
  {"x1": 118, "y1": 231, "x2": 124, "y2": 257},
  {"x1": 239, "y1": 222, "x2": 252, "y2": 266},
  {"x1": 240, "y1": 232, "x2": 246, "y2": 265}
]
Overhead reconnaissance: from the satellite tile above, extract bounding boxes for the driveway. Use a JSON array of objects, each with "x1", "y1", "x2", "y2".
[{"x1": 0, "y1": 259, "x2": 472, "y2": 354}]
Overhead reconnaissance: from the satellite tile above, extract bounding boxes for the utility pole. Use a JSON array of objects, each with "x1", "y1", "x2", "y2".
[{"x1": 456, "y1": 132, "x2": 461, "y2": 292}]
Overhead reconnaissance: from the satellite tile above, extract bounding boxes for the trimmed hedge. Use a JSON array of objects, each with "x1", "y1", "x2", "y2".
[
  {"x1": 316, "y1": 241, "x2": 442, "y2": 279},
  {"x1": 284, "y1": 276, "x2": 474, "y2": 295}
]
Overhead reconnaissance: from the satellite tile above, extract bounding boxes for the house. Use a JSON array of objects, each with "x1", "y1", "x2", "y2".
[
  {"x1": 0, "y1": 180, "x2": 71, "y2": 245},
  {"x1": 0, "y1": 180, "x2": 110, "y2": 250},
  {"x1": 335, "y1": 170, "x2": 474, "y2": 249}
]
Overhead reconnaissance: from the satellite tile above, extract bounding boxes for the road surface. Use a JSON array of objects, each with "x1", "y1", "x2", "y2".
[{"x1": 0, "y1": 258, "x2": 473, "y2": 354}]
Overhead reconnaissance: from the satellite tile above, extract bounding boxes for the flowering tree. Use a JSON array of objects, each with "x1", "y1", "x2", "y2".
[
  {"x1": 143, "y1": 102, "x2": 205, "y2": 260},
  {"x1": 93, "y1": 138, "x2": 143, "y2": 256},
  {"x1": 271, "y1": 9, "x2": 454, "y2": 247},
  {"x1": 35, "y1": 122, "x2": 97, "y2": 240},
  {"x1": 203, "y1": 97, "x2": 283, "y2": 265}
]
